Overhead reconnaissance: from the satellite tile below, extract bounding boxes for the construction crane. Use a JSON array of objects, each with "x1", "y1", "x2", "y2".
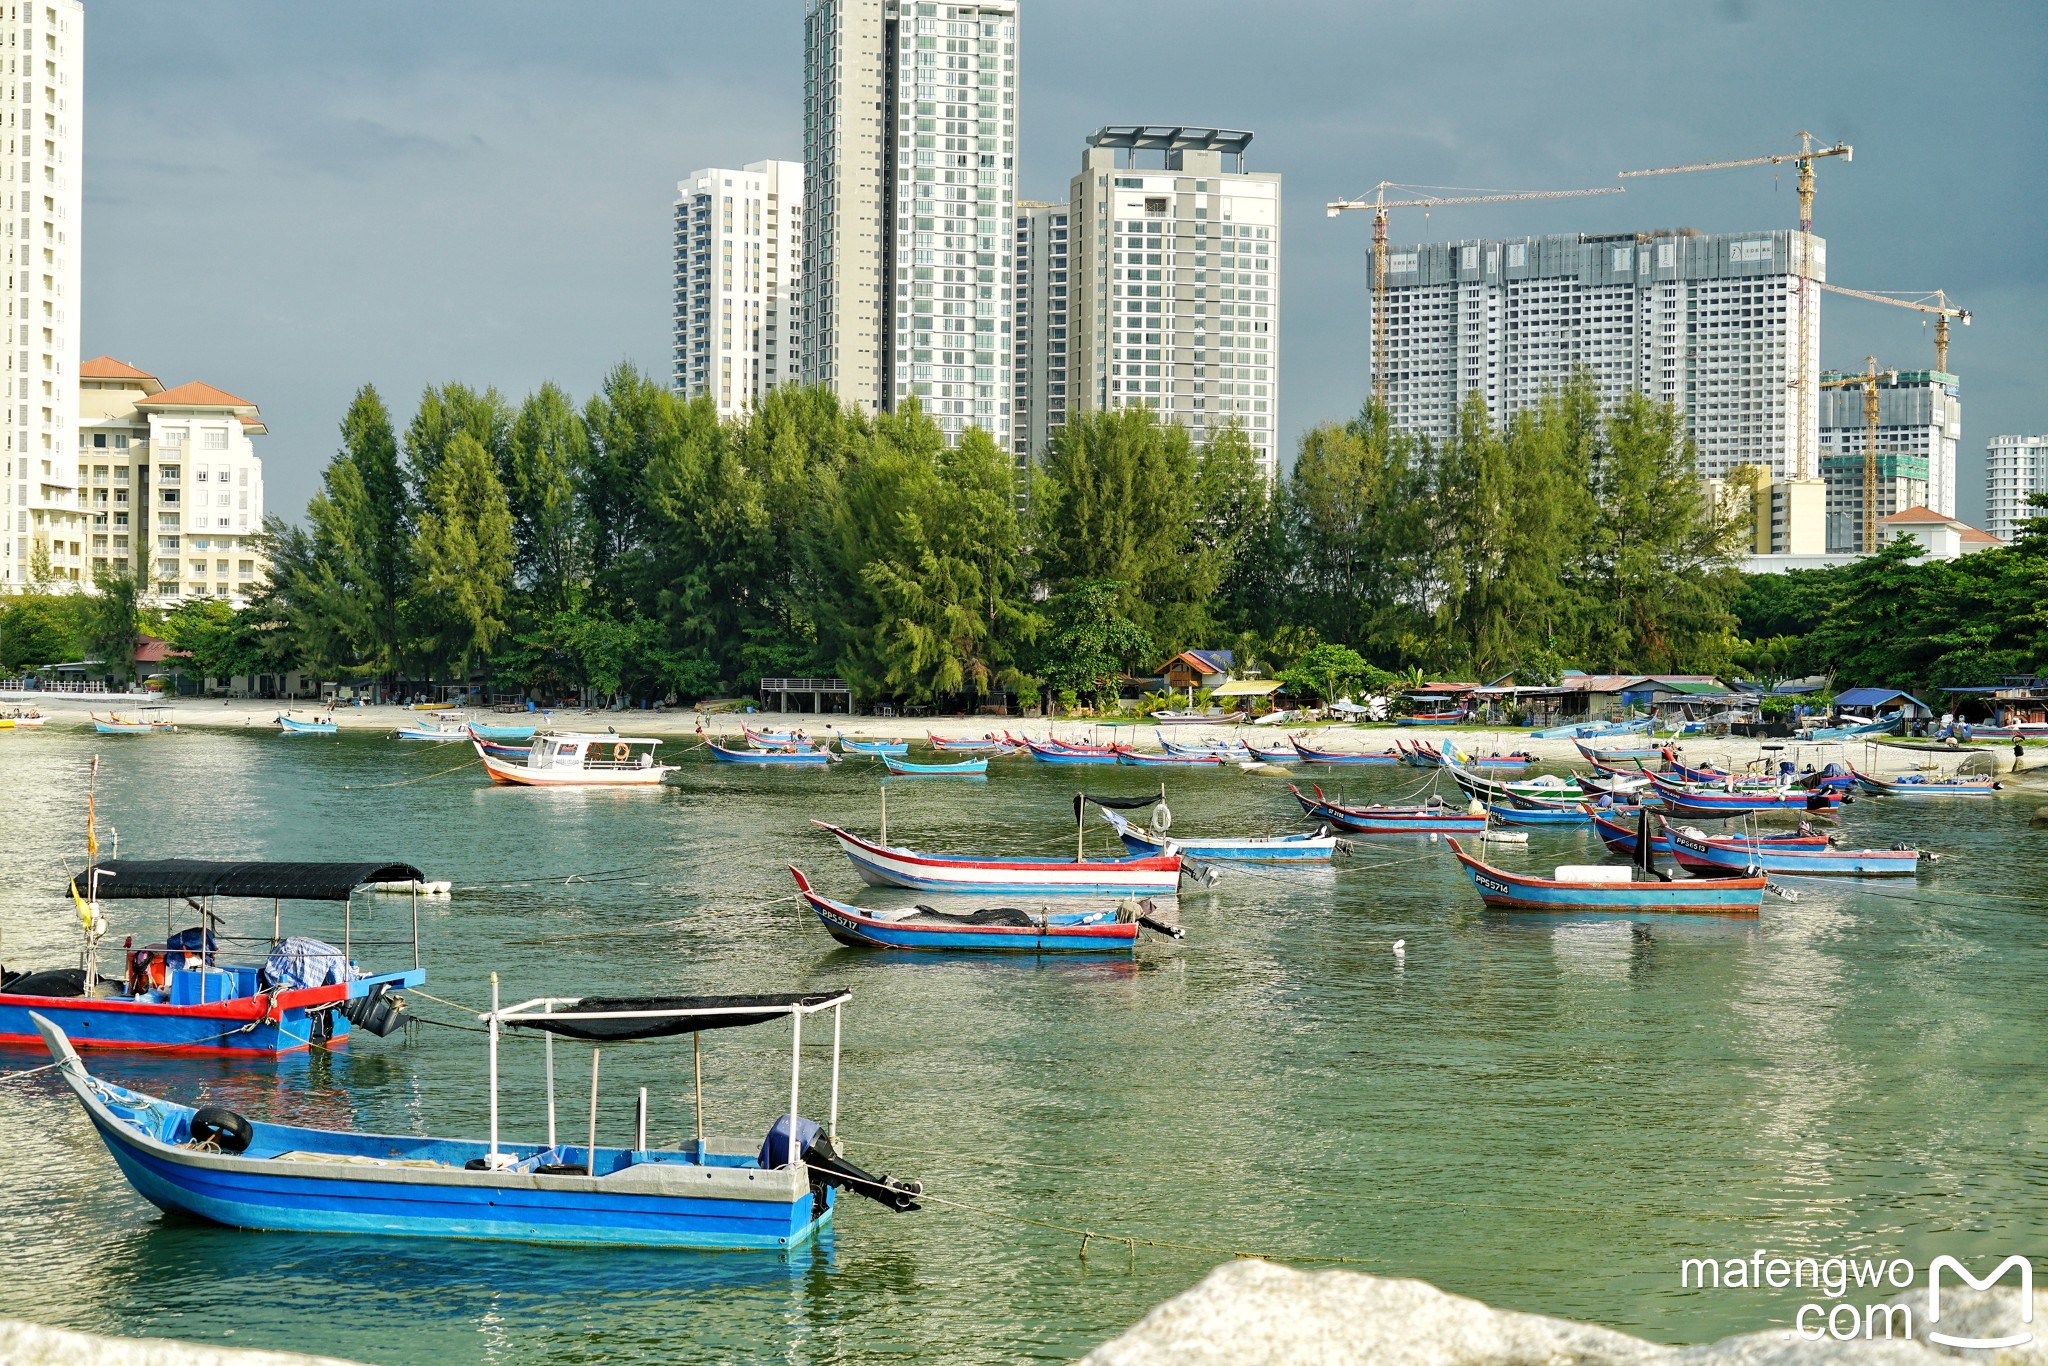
[
  {"x1": 1819, "y1": 356, "x2": 1897, "y2": 553},
  {"x1": 1620, "y1": 133, "x2": 1853, "y2": 480},
  {"x1": 1325, "y1": 182, "x2": 1624, "y2": 405},
  {"x1": 1816, "y1": 285, "x2": 1971, "y2": 374}
]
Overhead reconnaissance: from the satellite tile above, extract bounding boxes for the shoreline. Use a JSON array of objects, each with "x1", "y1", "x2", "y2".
[{"x1": 16, "y1": 698, "x2": 2042, "y2": 778}]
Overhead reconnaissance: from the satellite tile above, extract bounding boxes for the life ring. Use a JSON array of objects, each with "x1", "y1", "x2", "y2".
[{"x1": 613, "y1": 742, "x2": 630, "y2": 762}]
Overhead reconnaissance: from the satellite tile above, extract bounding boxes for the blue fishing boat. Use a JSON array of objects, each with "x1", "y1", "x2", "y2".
[
  {"x1": 1851, "y1": 770, "x2": 1998, "y2": 797},
  {"x1": 1395, "y1": 710, "x2": 1466, "y2": 727},
  {"x1": 92, "y1": 711, "x2": 176, "y2": 735},
  {"x1": 31, "y1": 983, "x2": 925, "y2": 1250},
  {"x1": 1240, "y1": 740, "x2": 1302, "y2": 764},
  {"x1": 1529, "y1": 716, "x2": 1654, "y2": 741},
  {"x1": 395, "y1": 722, "x2": 469, "y2": 741},
  {"x1": 1801, "y1": 715, "x2": 1899, "y2": 742},
  {"x1": 881, "y1": 754, "x2": 987, "y2": 777},
  {"x1": 1113, "y1": 746, "x2": 1223, "y2": 767},
  {"x1": 1645, "y1": 773, "x2": 1843, "y2": 818},
  {"x1": 1157, "y1": 733, "x2": 1249, "y2": 760},
  {"x1": 1587, "y1": 806, "x2": 1827, "y2": 857},
  {"x1": 707, "y1": 740, "x2": 830, "y2": 767},
  {"x1": 276, "y1": 714, "x2": 338, "y2": 735},
  {"x1": 0, "y1": 855, "x2": 427, "y2": 1055},
  {"x1": 1571, "y1": 738, "x2": 1663, "y2": 765},
  {"x1": 1101, "y1": 809, "x2": 1336, "y2": 863},
  {"x1": 1289, "y1": 784, "x2": 1488, "y2": 835},
  {"x1": 927, "y1": 733, "x2": 1015, "y2": 754},
  {"x1": 1020, "y1": 737, "x2": 1120, "y2": 765},
  {"x1": 835, "y1": 735, "x2": 910, "y2": 756},
  {"x1": 467, "y1": 728, "x2": 531, "y2": 760},
  {"x1": 1659, "y1": 817, "x2": 1921, "y2": 878},
  {"x1": 1444, "y1": 836, "x2": 1765, "y2": 916},
  {"x1": 1483, "y1": 802, "x2": 1591, "y2": 827},
  {"x1": 1289, "y1": 737, "x2": 1401, "y2": 765},
  {"x1": 789, "y1": 868, "x2": 1162, "y2": 953},
  {"x1": 811, "y1": 819, "x2": 1182, "y2": 897},
  {"x1": 470, "y1": 722, "x2": 539, "y2": 741}
]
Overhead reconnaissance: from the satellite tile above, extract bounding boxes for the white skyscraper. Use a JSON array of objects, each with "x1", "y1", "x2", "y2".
[
  {"x1": 1011, "y1": 199, "x2": 1068, "y2": 463},
  {"x1": 4, "y1": 0, "x2": 84, "y2": 593},
  {"x1": 802, "y1": 0, "x2": 1019, "y2": 447},
  {"x1": 1986, "y1": 434, "x2": 2048, "y2": 543},
  {"x1": 1370, "y1": 228, "x2": 1822, "y2": 485},
  {"x1": 1069, "y1": 127, "x2": 1281, "y2": 478},
  {"x1": 673, "y1": 160, "x2": 803, "y2": 418},
  {"x1": 1818, "y1": 368, "x2": 1961, "y2": 552}
]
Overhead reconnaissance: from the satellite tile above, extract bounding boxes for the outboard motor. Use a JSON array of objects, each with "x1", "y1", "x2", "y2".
[
  {"x1": 760, "y1": 1115, "x2": 922, "y2": 1211},
  {"x1": 339, "y1": 983, "x2": 407, "y2": 1038}
]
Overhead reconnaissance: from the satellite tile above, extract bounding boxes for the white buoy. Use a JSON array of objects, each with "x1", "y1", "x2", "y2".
[{"x1": 1392, "y1": 938, "x2": 1406, "y2": 960}]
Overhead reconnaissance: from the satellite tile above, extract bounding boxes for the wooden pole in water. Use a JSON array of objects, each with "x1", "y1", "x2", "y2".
[
  {"x1": 1076, "y1": 793, "x2": 1085, "y2": 863},
  {"x1": 880, "y1": 783, "x2": 887, "y2": 846},
  {"x1": 636, "y1": 1087, "x2": 647, "y2": 1153},
  {"x1": 787, "y1": 1011, "x2": 802, "y2": 1164},
  {"x1": 544, "y1": 1003, "x2": 557, "y2": 1150},
  {"x1": 693, "y1": 1033, "x2": 704, "y2": 1155},
  {"x1": 586, "y1": 1048, "x2": 602, "y2": 1172},
  {"x1": 487, "y1": 973, "x2": 500, "y2": 1160}
]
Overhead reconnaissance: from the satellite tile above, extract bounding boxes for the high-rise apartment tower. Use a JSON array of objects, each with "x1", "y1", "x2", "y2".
[
  {"x1": 1011, "y1": 199, "x2": 1068, "y2": 463},
  {"x1": 1817, "y1": 368, "x2": 1960, "y2": 552},
  {"x1": 801, "y1": 0, "x2": 1019, "y2": 447},
  {"x1": 673, "y1": 160, "x2": 803, "y2": 418},
  {"x1": 1069, "y1": 127, "x2": 1280, "y2": 478},
  {"x1": 1986, "y1": 434, "x2": 2048, "y2": 544},
  {"x1": 1369, "y1": 228, "x2": 1822, "y2": 484},
  {"x1": 4, "y1": 0, "x2": 84, "y2": 592}
]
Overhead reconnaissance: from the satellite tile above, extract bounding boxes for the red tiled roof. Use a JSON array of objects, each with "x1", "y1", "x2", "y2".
[
  {"x1": 134, "y1": 636, "x2": 190, "y2": 663},
  {"x1": 137, "y1": 381, "x2": 257, "y2": 410},
  {"x1": 1960, "y1": 525, "x2": 2004, "y2": 545},
  {"x1": 1876, "y1": 505, "x2": 1953, "y2": 525},
  {"x1": 80, "y1": 356, "x2": 160, "y2": 381}
]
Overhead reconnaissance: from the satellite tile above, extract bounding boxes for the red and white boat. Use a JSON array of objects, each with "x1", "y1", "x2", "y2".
[
  {"x1": 475, "y1": 732, "x2": 673, "y2": 787},
  {"x1": 810, "y1": 822, "x2": 1181, "y2": 896}
]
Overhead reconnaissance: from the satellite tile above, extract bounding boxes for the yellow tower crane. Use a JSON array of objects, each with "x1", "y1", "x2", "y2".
[
  {"x1": 1619, "y1": 133, "x2": 1853, "y2": 481},
  {"x1": 1819, "y1": 356, "x2": 1897, "y2": 554},
  {"x1": 1816, "y1": 285, "x2": 1971, "y2": 374},
  {"x1": 1324, "y1": 182, "x2": 1624, "y2": 406}
]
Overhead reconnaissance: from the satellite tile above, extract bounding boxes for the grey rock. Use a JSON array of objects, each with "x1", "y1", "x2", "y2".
[
  {"x1": 1081, "y1": 1261, "x2": 2048, "y2": 1365},
  {"x1": 0, "y1": 1320, "x2": 365, "y2": 1366}
]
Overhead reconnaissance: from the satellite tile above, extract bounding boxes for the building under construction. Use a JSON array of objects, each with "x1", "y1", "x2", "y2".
[
  {"x1": 1367, "y1": 227, "x2": 1823, "y2": 485},
  {"x1": 1818, "y1": 369, "x2": 1961, "y2": 553}
]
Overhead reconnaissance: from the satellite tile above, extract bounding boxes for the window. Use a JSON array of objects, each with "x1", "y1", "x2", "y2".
[{"x1": 159, "y1": 428, "x2": 185, "y2": 448}]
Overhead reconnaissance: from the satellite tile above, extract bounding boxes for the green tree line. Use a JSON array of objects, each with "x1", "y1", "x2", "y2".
[{"x1": 3, "y1": 369, "x2": 1767, "y2": 704}]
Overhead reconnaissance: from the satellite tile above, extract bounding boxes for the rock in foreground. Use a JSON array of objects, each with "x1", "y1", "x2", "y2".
[{"x1": 0, "y1": 1319, "x2": 365, "y2": 1366}]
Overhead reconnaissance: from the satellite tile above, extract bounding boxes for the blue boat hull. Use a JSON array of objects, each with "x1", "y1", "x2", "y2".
[
  {"x1": 1484, "y1": 804, "x2": 1590, "y2": 826},
  {"x1": 0, "y1": 968, "x2": 424, "y2": 1055},
  {"x1": 470, "y1": 724, "x2": 539, "y2": 740},
  {"x1": 1447, "y1": 839, "x2": 1764, "y2": 916},
  {"x1": 881, "y1": 756, "x2": 988, "y2": 776},
  {"x1": 708, "y1": 743, "x2": 831, "y2": 766},
  {"x1": 809, "y1": 900, "x2": 1135, "y2": 954},
  {"x1": 1116, "y1": 832, "x2": 1335, "y2": 862}
]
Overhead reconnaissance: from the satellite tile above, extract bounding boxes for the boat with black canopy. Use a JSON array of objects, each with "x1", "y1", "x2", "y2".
[
  {"x1": 0, "y1": 856, "x2": 428, "y2": 1055},
  {"x1": 30, "y1": 980, "x2": 922, "y2": 1250}
]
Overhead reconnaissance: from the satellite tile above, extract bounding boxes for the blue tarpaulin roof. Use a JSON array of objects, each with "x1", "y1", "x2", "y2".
[{"x1": 1834, "y1": 688, "x2": 1932, "y2": 711}]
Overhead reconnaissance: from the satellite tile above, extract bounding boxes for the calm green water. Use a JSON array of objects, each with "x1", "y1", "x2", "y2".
[{"x1": 0, "y1": 723, "x2": 2043, "y2": 1362}]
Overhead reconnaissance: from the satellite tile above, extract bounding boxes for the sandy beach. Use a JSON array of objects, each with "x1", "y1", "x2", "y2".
[{"x1": 18, "y1": 696, "x2": 2043, "y2": 780}]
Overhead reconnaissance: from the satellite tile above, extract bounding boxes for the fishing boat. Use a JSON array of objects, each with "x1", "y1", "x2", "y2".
[
  {"x1": 1238, "y1": 739, "x2": 1302, "y2": 763},
  {"x1": 835, "y1": 735, "x2": 909, "y2": 756},
  {"x1": 704, "y1": 740, "x2": 830, "y2": 768},
  {"x1": 1289, "y1": 784, "x2": 1487, "y2": 835},
  {"x1": 1528, "y1": 716, "x2": 1654, "y2": 741},
  {"x1": 91, "y1": 709, "x2": 176, "y2": 735},
  {"x1": 0, "y1": 856, "x2": 427, "y2": 1055},
  {"x1": 1149, "y1": 710, "x2": 1225, "y2": 726},
  {"x1": 1587, "y1": 807, "x2": 1827, "y2": 857},
  {"x1": 2, "y1": 707, "x2": 46, "y2": 728},
  {"x1": 1483, "y1": 802, "x2": 1591, "y2": 827},
  {"x1": 471, "y1": 722, "x2": 540, "y2": 742},
  {"x1": 1397, "y1": 740, "x2": 1443, "y2": 768},
  {"x1": 479, "y1": 733, "x2": 676, "y2": 785},
  {"x1": 1395, "y1": 709, "x2": 1466, "y2": 727},
  {"x1": 1800, "y1": 715, "x2": 1899, "y2": 742},
  {"x1": 1288, "y1": 737, "x2": 1402, "y2": 765},
  {"x1": 1656, "y1": 817, "x2": 1921, "y2": 878},
  {"x1": 1645, "y1": 773, "x2": 1842, "y2": 818},
  {"x1": 1851, "y1": 771, "x2": 1999, "y2": 798},
  {"x1": 1444, "y1": 834, "x2": 1765, "y2": 916},
  {"x1": 1101, "y1": 809, "x2": 1335, "y2": 863},
  {"x1": 928, "y1": 733, "x2": 1014, "y2": 753},
  {"x1": 789, "y1": 868, "x2": 1166, "y2": 953},
  {"x1": 32, "y1": 983, "x2": 925, "y2": 1250},
  {"x1": 881, "y1": 754, "x2": 987, "y2": 777},
  {"x1": 395, "y1": 721, "x2": 469, "y2": 741},
  {"x1": 1438, "y1": 739, "x2": 1534, "y2": 773},
  {"x1": 1572, "y1": 738, "x2": 1664, "y2": 765},
  {"x1": 739, "y1": 723, "x2": 809, "y2": 752},
  {"x1": 1450, "y1": 769, "x2": 1589, "y2": 806},
  {"x1": 467, "y1": 729, "x2": 532, "y2": 760},
  {"x1": 1113, "y1": 746, "x2": 1223, "y2": 767},
  {"x1": 276, "y1": 714, "x2": 339, "y2": 735},
  {"x1": 810, "y1": 820, "x2": 1182, "y2": 897},
  {"x1": 1019, "y1": 736, "x2": 1121, "y2": 765},
  {"x1": 1157, "y1": 732, "x2": 1249, "y2": 758}
]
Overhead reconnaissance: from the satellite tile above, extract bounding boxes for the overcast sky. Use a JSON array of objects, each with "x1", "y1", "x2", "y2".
[{"x1": 81, "y1": 1, "x2": 2046, "y2": 526}]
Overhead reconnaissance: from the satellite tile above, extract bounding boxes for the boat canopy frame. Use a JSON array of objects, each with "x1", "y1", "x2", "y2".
[{"x1": 478, "y1": 983, "x2": 853, "y2": 1168}]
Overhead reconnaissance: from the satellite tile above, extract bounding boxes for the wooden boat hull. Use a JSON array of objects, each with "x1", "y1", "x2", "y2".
[
  {"x1": 1395, "y1": 714, "x2": 1465, "y2": 727},
  {"x1": 1445, "y1": 838, "x2": 1764, "y2": 916},
  {"x1": 706, "y1": 742, "x2": 830, "y2": 767},
  {"x1": 1114, "y1": 748, "x2": 1222, "y2": 767},
  {"x1": 837, "y1": 739, "x2": 909, "y2": 756},
  {"x1": 794, "y1": 875, "x2": 1138, "y2": 954},
  {"x1": 812, "y1": 823, "x2": 1180, "y2": 896},
  {"x1": 0, "y1": 969, "x2": 422, "y2": 1055},
  {"x1": 928, "y1": 735, "x2": 1011, "y2": 753},
  {"x1": 1852, "y1": 773, "x2": 1998, "y2": 797},
  {"x1": 277, "y1": 718, "x2": 338, "y2": 735},
  {"x1": 35, "y1": 1019, "x2": 826, "y2": 1250},
  {"x1": 395, "y1": 726, "x2": 467, "y2": 741},
  {"x1": 480, "y1": 751, "x2": 672, "y2": 785},
  {"x1": 1484, "y1": 803, "x2": 1590, "y2": 826},
  {"x1": 1020, "y1": 739, "x2": 1120, "y2": 765},
  {"x1": 470, "y1": 724, "x2": 539, "y2": 741},
  {"x1": 1588, "y1": 809, "x2": 1826, "y2": 857},
  {"x1": 1289, "y1": 739, "x2": 1401, "y2": 765},
  {"x1": 881, "y1": 755, "x2": 987, "y2": 776},
  {"x1": 1289, "y1": 784, "x2": 1486, "y2": 835},
  {"x1": 1573, "y1": 740, "x2": 1663, "y2": 764},
  {"x1": 1116, "y1": 828, "x2": 1335, "y2": 862},
  {"x1": 1664, "y1": 825, "x2": 1919, "y2": 877}
]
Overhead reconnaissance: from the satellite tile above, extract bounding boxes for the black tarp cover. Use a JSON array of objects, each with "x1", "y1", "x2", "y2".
[
  {"x1": 77, "y1": 860, "x2": 427, "y2": 901},
  {"x1": 1074, "y1": 791, "x2": 1164, "y2": 820},
  {"x1": 509, "y1": 991, "x2": 851, "y2": 1042}
]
